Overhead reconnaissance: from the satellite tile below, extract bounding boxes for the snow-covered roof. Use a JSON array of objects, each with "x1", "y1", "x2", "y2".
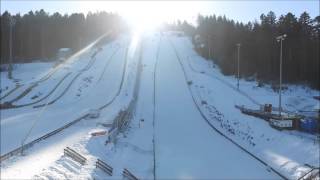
[{"x1": 58, "y1": 48, "x2": 71, "y2": 52}]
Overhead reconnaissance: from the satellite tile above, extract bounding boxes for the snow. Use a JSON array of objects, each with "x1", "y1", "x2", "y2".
[
  {"x1": 0, "y1": 36, "x2": 130, "y2": 155},
  {"x1": 1, "y1": 31, "x2": 319, "y2": 179},
  {"x1": 154, "y1": 37, "x2": 277, "y2": 179},
  {"x1": 0, "y1": 62, "x2": 54, "y2": 97},
  {"x1": 170, "y1": 35, "x2": 319, "y2": 179},
  {"x1": 1, "y1": 120, "x2": 95, "y2": 179},
  {"x1": 58, "y1": 48, "x2": 71, "y2": 52},
  {"x1": 1, "y1": 33, "x2": 143, "y2": 179}
]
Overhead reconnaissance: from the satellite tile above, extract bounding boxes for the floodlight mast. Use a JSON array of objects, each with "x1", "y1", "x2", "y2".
[
  {"x1": 207, "y1": 35, "x2": 216, "y2": 60},
  {"x1": 208, "y1": 35, "x2": 211, "y2": 60},
  {"x1": 8, "y1": 16, "x2": 16, "y2": 79},
  {"x1": 236, "y1": 43, "x2": 241, "y2": 90},
  {"x1": 276, "y1": 34, "x2": 287, "y2": 117}
]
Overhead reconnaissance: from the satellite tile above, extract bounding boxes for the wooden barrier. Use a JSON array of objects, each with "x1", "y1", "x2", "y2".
[
  {"x1": 123, "y1": 168, "x2": 139, "y2": 180},
  {"x1": 96, "y1": 159, "x2": 113, "y2": 176},
  {"x1": 298, "y1": 167, "x2": 319, "y2": 180},
  {"x1": 64, "y1": 147, "x2": 86, "y2": 165}
]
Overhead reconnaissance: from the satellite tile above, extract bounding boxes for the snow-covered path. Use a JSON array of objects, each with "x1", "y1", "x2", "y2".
[{"x1": 154, "y1": 37, "x2": 278, "y2": 179}]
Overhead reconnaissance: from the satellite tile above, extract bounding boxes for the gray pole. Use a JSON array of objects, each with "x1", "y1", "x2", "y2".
[
  {"x1": 237, "y1": 43, "x2": 241, "y2": 90},
  {"x1": 41, "y1": 25, "x2": 44, "y2": 58},
  {"x1": 279, "y1": 38, "x2": 283, "y2": 116},
  {"x1": 8, "y1": 17, "x2": 13, "y2": 79},
  {"x1": 276, "y1": 34, "x2": 286, "y2": 117},
  {"x1": 208, "y1": 35, "x2": 211, "y2": 60}
]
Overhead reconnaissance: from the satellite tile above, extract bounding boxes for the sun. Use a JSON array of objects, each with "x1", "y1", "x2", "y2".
[
  {"x1": 116, "y1": 1, "x2": 198, "y2": 33},
  {"x1": 79, "y1": 1, "x2": 198, "y2": 33},
  {"x1": 120, "y1": 2, "x2": 167, "y2": 33},
  {"x1": 126, "y1": 13, "x2": 162, "y2": 33}
]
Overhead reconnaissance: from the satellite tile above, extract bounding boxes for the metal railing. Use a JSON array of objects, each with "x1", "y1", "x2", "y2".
[{"x1": 0, "y1": 114, "x2": 89, "y2": 162}]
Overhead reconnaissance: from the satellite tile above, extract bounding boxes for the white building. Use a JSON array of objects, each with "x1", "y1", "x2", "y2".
[{"x1": 57, "y1": 48, "x2": 72, "y2": 62}]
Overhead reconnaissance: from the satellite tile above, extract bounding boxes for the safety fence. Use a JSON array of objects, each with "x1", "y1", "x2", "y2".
[
  {"x1": 0, "y1": 113, "x2": 89, "y2": 162},
  {"x1": 107, "y1": 38, "x2": 143, "y2": 143},
  {"x1": 123, "y1": 168, "x2": 139, "y2": 180},
  {"x1": 96, "y1": 159, "x2": 113, "y2": 176},
  {"x1": 64, "y1": 147, "x2": 87, "y2": 165}
]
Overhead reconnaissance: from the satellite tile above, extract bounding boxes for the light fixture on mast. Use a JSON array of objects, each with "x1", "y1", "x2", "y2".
[{"x1": 276, "y1": 34, "x2": 287, "y2": 117}]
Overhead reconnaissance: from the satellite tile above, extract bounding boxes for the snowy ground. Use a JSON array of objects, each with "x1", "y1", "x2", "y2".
[
  {"x1": 155, "y1": 36, "x2": 278, "y2": 179},
  {"x1": 1, "y1": 31, "x2": 319, "y2": 179},
  {"x1": 170, "y1": 34, "x2": 319, "y2": 179},
  {"x1": 0, "y1": 62, "x2": 54, "y2": 96},
  {"x1": 1, "y1": 32, "x2": 142, "y2": 179}
]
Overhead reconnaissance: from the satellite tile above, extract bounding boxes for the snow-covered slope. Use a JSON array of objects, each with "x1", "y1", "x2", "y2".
[
  {"x1": 1, "y1": 33, "x2": 142, "y2": 179},
  {"x1": 0, "y1": 62, "x2": 54, "y2": 95},
  {"x1": 170, "y1": 34, "x2": 319, "y2": 179},
  {"x1": 154, "y1": 37, "x2": 278, "y2": 179},
  {"x1": 0, "y1": 36, "x2": 129, "y2": 155},
  {"x1": 1, "y1": 32, "x2": 319, "y2": 179}
]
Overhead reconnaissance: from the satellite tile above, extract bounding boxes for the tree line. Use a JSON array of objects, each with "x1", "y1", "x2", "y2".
[
  {"x1": 178, "y1": 12, "x2": 319, "y2": 89},
  {"x1": 1, "y1": 10, "x2": 126, "y2": 64}
]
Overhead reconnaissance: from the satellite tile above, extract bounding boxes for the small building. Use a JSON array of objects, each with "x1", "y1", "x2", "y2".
[
  {"x1": 300, "y1": 118, "x2": 319, "y2": 133},
  {"x1": 57, "y1": 48, "x2": 72, "y2": 62},
  {"x1": 193, "y1": 34, "x2": 206, "y2": 49}
]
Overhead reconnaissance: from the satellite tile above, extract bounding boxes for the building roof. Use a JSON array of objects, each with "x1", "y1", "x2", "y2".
[{"x1": 58, "y1": 48, "x2": 71, "y2": 52}]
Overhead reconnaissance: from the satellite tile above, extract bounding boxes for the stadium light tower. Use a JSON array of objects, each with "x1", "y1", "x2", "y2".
[
  {"x1": 8, "y1": 16, "x2": 16, "y2": 79},
  {"x1": 207, "y1": 35, "x2": 216, "y2": 60},
  {"x1": 236, "y1": 43, "x2": 241, "y2": 90},
  {"x1": 207, "y1": 35, "x2": 211, "y2": 60},
  {"x1": 276, "y1": 34, "x2": 287, "y2": 116}
]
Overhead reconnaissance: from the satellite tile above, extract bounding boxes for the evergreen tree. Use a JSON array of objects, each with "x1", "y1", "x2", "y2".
[
  {"x1": 0, "y1": 10, "x2": 125, "y2": 64},
  {"x1": 193, "y1": 12, "x2": 319, "y2": 89}
]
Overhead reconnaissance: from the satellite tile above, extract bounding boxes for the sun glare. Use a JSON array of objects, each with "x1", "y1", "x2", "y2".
[
  {"x1": 120, "y1": 2, "x2": 171, "y2": 33},
  {"x1": 124, "y1": 7, "x2": 162, "y2": 32},
  {"x1": 79, "y1": 1, "x2": 199, "y2": 33}
]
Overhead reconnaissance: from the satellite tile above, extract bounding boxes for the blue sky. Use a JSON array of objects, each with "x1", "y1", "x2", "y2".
[{"x1": 1, "y1": 1, "x2": 319, "y2": 24}]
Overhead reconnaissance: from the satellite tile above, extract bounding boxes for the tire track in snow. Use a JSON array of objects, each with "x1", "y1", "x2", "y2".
[
  {"x1": 34, "y1": 46, "x2": 120, "y2": 108},
  {"x1": 152, "y1": 34, "x2": 161, "y2": 180},
  {"x1": 0, "y1": 67, "x2": 60, "y2": 102},
  {"x1": 99, "y1": 43, "x2": 129, "y2": 110},
  {"x1": 169, "y1": 38, "x2": 287, "y2": 180},
  {"x1": 0, "y1": 56, "x2": 80, "y2": 104},
  {"x1": 0, "y1": 32, "x2": 111, "y2": 105},
  {"x1": 97, "y1": 46, "x2": 120, "y2": 83},
  {"x1": 5, "y1": 72, "x2": 72, "y2": 108},
  {"x1": 33, "y1": 54, "x2": 98, "y2": 108},
  {"x1": 0, "y1": 85, "x2": 21, "y2": 101},
  {"x1": 2, "y1": 47, "x2": 101, "y2": 109}
]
